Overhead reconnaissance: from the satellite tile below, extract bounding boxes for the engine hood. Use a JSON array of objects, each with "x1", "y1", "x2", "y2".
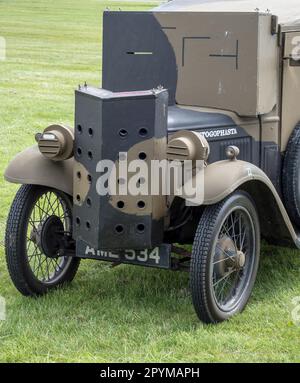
[{"x1": 168, "y1": 106, "x2": 238, "y2": 133}]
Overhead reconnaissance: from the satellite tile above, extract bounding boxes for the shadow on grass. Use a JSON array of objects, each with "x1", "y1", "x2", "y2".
[{"x1": 23, "y1": 242, "x2": 299, "y2": 327}]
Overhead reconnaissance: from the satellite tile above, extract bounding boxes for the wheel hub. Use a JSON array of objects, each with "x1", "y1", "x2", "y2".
[
  {"x1": 236, "y1": 250, "x2": 246, "y2": 268},
  {"x1": 215, "y1": 236, "x2": 245, "y2": 277},
  {"x1": 31, "y1": 216, "x2": 64, "y2": 258}
]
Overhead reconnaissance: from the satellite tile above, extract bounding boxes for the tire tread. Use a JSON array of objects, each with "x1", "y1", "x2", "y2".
[
  {"x1": 190, "y1": 201, "x2": 226, "y2": 324},
  {"x1": 190, "y1": 192, "x2": 260, "y2": 324},
  {"x1": 282, "y1": 123, "x2": 300, "y2": 227},
  {"x1": 5, "y1": 185, "x2": 80, "y2": 297}
]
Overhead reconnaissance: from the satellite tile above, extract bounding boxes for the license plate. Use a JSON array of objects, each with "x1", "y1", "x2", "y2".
[{"x1": 76, "y1": 241, "x2": 172, "y2": 269}]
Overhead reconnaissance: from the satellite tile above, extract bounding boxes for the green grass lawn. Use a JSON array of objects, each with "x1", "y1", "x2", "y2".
[{"x1": 0, "y1": 0, "x2": 300, "y2": 363}]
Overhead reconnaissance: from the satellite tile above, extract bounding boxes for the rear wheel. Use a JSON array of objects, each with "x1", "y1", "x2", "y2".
[
  {"x1": 190, "y1": 191, "x2": 260, "y2": 324},
  {"x1": 282, "y1": 122, "x2": 300, "y2": 227},
  {"x1": 5, "y1": 185, "x2": 80, "y2": 296}
]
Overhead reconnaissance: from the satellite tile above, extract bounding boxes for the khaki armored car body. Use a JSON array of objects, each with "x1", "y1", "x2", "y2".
[{"x1": 4, "y1": 0, "x2": 300, "y2": 324}]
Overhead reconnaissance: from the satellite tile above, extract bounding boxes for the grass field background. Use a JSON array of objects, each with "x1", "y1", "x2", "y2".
[{"x1": 0, "y1": 0, "x2": 300, "y2": 363}]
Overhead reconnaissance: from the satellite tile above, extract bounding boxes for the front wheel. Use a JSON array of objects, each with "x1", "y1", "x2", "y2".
[
  {"x1": 5, "y1": 185, "x2": 80, "y2": 296},
  {"x1": 190, "y1": 191, "x2": 260, "y2": 324}
]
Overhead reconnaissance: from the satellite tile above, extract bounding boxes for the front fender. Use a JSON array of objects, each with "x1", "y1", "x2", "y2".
[
  {"x1": 204, "y1": 160, "x2": 277, "y2": 205},
  {"x1": 182, "y1": 160, "x2": 274, "y2": 205},
  {"x1": 182, "y1": 160, "x2": 300, "y2": 248},
  {"x1": 4, "y1": 145, "x2": 73, "y2": 196}
]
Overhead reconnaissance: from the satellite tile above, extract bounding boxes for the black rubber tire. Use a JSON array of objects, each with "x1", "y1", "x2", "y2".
[
  {"x1": 5, "y1": 185, "x2": 80, "y2": 297},
  {"x1": 190, "y1": 191, "x2": 260, "y2": 324},
  {"x1": 282, "y1": 123, "x2": 300, "y2": 227}
]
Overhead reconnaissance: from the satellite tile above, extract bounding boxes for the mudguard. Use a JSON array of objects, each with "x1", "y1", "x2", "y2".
[
  {"x1": 4, "y1": 145, "x2": 73, "y2": 196},
  {"x1": 182, "y1": 160, "x2": 300, "y2": 249}
]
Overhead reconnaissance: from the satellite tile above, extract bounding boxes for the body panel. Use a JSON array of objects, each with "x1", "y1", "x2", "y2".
[
  {"x1": 103, "y1": 11, "x2": 278, "y2": 117},
  {"x1": 102, "y1": 12, "x2": 178, "y2": 106},
  {"x1": 155, "y1": 11, "x2": 278, "y2": 116},
  {"x1": 168, "y1": 105, "x2": 282, "y2": 188}
]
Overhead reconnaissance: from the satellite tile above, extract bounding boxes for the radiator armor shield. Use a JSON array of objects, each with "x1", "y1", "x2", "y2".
[{"x1": 73, "y1": 86, "x2": 168, "y2": 250}]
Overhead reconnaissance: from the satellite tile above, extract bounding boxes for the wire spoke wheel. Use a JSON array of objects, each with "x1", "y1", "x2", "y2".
[
  {"x1": 190, "y1": 191, "x2": 260, "y2": 324},
  {"x1": 5, "y1": 185, "x2": 80, "y2": 296},
  {"x1": 26, "y1": 191, "x2": 72, "y2": 284},
  {"x1": 211, "y1": 207, "x2": 255, "y2": 312}
]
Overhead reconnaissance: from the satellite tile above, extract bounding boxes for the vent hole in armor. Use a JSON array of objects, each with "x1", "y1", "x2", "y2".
[
  {"x1": 76, "y1": 194, "x2": 81, "y2": 202},
  {"x1": 76, "y1": 171, "x2": 81, "y2": 179},
  {"x1": 117, "y1": 201, "x2": 125, "y2": 209},
  {"x1": 77, "y1": 147, "x2": 82, "y2": 156},
  {"x1": 87, "y1": 198, "x2": 92, "y2": 207},
  {"x1": 139, "y1": 128, "x2": 148, "y2": 137},
  {"x1": 137, "y1": 201, "x2": 145, "y2": 209},
  {"x1": 87, "y1": 174, "x2": 92, "y2": 183},
  {"x1": 119, "y1": 129, "x2": 128, "y2": 138},
  {"x1": 77, "y1": 125, "x2": 82, "y2": 134},
  {"x1": 88, "y1": 128, "x2": 93, "y2": 136},
  {"x1": 88, "y1": 151, "x2": 93, "y2": 160},
  {"x1": 115, "y1": 225, "x2": 124, "y2": 234},
  {"x1": 76, "y1": 217, "x2": 81, "y2": 226},
  {"x1": 138, "y1": 152, "x2": 147, "y2": 160},
  {"x1": 86, "y1": 221, "x2": 91, "y2": 230},
  {"x1": 136, "y1": 224, "x2": 145, "y2": 233}
]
